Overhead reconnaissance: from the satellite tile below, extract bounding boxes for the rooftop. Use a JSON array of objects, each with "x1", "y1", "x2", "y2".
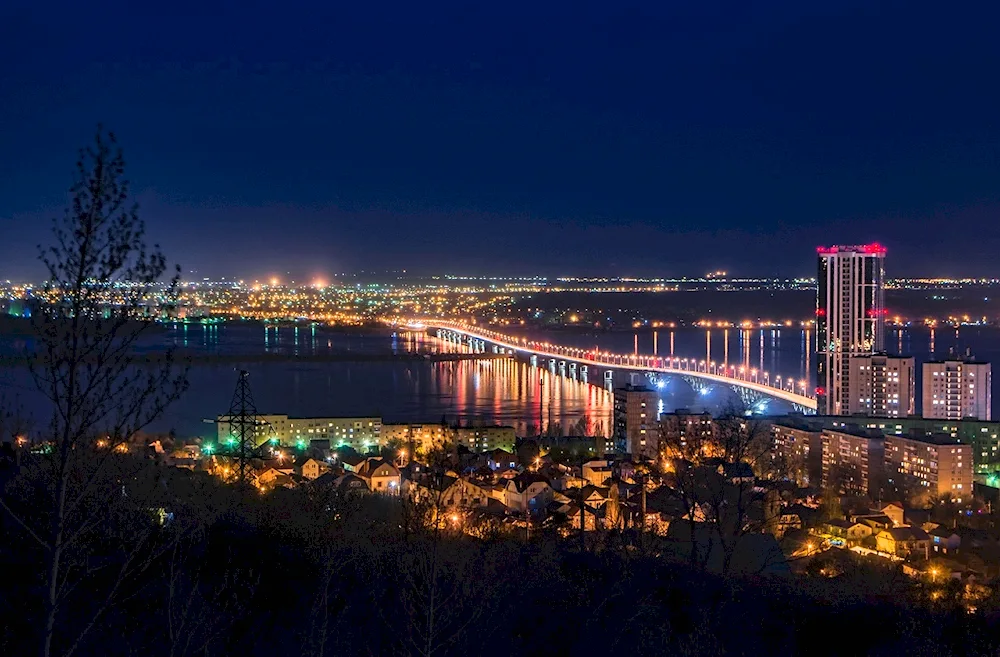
[{"x1": 816, "y1": 243, "x2": 887, "y2": 255}]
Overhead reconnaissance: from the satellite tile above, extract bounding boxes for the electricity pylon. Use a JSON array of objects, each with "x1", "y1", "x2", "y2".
[{"x1": 216, "y1": 370, "x2": 275, "y2": 487}]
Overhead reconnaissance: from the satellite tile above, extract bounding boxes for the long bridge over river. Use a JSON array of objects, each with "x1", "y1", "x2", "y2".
[{"x1": 405, "y1": 320, "x2": 817, "y2": 414}]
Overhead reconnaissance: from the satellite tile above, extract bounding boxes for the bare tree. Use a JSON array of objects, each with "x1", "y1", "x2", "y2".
[
  {"x1": 163, "y1": 530, "x2": 257, "y2": 657},
  {"x1": 661, "y1": 409, "x2": 785, "y2": 575},
  {"x1": 0, "y1": 127, "x2": 187, "y2": 657},
  {"x1": 702, "y1": 414, "x2": 776, "y2": 575}
]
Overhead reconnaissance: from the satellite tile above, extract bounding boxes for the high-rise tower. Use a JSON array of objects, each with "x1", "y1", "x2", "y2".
[
  {"x1": 816, "y1": 244, "x2": 886, "y2": 415},
  {"x1": 923, "y1": 350, "x2": 992, "y2": 421}
]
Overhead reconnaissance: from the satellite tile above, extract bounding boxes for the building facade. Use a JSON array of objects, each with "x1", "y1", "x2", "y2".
[
  {"x1": 381, "y1": 423, "x2": 517, "y2": 455},
  {"x1": 884, "y1": 433, "x2": 972, "y2": 502},
  {"x1": 613, "y1": 384, "x2": 659, "y2": 458},
  {"x1": 381, "y1": 423, "x2": 450, "y2": 455},
  {"x1": 658, "y1": 410, "x2": 715, "y2": 460},
  {"x1": 216, "y1": 414, "x2": 382, "y2": 451},
  {"x1": 847, "y1": 353, "x2": 915, "y2": 417},
  {"x1": 771, "y1": 422, "x2": 822, "y2": 487},
  {"x1": 820, "y1": 428, "x2": 885, "y2": 497},
  {"x1": 816, "y1": 244, "x2": 886, "y2": 415},
  {"x1": 923, "y1": 356, "x2": 991, "y2": 421},
  {"x1": 783, "y1": 415, "x2": 1000, "y2": 484}
]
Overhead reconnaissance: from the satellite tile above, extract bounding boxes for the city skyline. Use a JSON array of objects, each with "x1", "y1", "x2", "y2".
[
  {"x1": 4, "y1": 2, "x2": 1000, "y2": 280},
  {"x1": 5, "y1": 5, "x2": 1000, "y2": 653}
]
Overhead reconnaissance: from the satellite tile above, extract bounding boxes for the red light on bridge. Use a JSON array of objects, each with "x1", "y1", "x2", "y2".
[
  {"x1": 815, "y1": 387, "x2": 826, "y2": 396},
  {"x1": 816, "y1": 308, "x2": 826, "y2": 317}
]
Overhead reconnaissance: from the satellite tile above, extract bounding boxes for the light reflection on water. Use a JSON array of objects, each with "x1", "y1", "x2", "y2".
[{"x1": 4, "y1": 323, "x2": 1000, "y2": 440}]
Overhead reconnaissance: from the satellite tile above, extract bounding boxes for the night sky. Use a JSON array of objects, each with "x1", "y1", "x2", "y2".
[{"x1": 2, "y1": 1, "x2": 999, "y2": 281}]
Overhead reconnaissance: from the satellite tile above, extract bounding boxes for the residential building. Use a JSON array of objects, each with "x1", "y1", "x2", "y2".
[
  {"x1": 816, "y1": 244, "x2": 886, "y2": 415},
  {"x1": 771, "y1": 421, "x2": 822, "y2": 487},
  {"x1": 884, "y1": 432, "x2": 973, "y2": 502},
  {"x1": 847, "y1": 353, "x2": 915, "y2": 417},
  {"x1": 923, "y1": 353, "x2": 992, "y2": 421},
  {"x1": 928, "y1": 527, "x2": 961, "y2": 555},
  {"x1": 455, "y1": 425, "x2": 517, "y2": 453},
  {"x1": 216, "y1": 414, "x2": 382, "y2": 451},
  {"x1": 820, "y1": 427, "x2": 885, "y2": 497},
  {"x1": 613, "y1": 384, "x2": 659, "y2": 458},
  {"x1": 298, "y1": 458, "x2": 328, "y2": 481},
  {"x1": 494, "y1": 473, "x2": 553, "y2": 514},
  {"x1": 821, "y1": 519, "x2": 874, "y2": 544},
  {"x1": 405, "y1": 474, "x2": 493, "y2": 509},
  {"x1": 441, "y1": 478, "x2": 494, "y2": 508},
  {"x1": 359, "y1": 458, "x2": 401, "y2": 494},
  {"x1": 875, "y1": 526, "x2": 930, "y2": 559},
  {"x1": 381, "y1": 422, "x2": 517, "y2": 454},
  {"x1": 881, "y1": 502, "x2": 904, "y2": 527},
  {"x1": 658, "y1": 410, "x2": 715, "y2": 460},
  {"x1": 775, "y1": 414, "x2": 1000, "y2": 485},
  {"x1": 486, "y1": 449, "x2": 519, "y2": 471},
  {"x1": 582, "y1": 460, "x2": 613, "y2": 487},
  {"x1": 380, "y1": 423, "x2": 450, "y2": 454}
]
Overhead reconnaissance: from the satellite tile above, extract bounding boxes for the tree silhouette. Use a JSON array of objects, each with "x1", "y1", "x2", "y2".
[{"x1": 0, "y1": 127, "x2": 187, "y2": 657}]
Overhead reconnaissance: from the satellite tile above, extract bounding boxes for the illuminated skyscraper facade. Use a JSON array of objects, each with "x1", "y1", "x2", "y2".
[
  {"x1": 816, "y1": 244, "x2": 886, "y2": 415},
  {"x1": 923, "y1": 355, "x2": 992, "y2": 421}
]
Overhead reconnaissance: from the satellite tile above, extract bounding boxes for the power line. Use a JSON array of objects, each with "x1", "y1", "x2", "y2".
[{"x1": 214, "y1": 370, "x2": 276, "y2": 488}]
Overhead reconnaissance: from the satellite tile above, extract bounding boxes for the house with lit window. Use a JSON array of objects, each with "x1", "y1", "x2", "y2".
[
  {"x1": 875, "y1": 526, "x2": 930, "y2": 559},
  {"x1": 496, "y1": 473, "x2": 553, "y2": 514},
  {"x1": 298, "y1": 457, "x2": 329, "y2": 481},
  {"x1": 358, "y1": 458, "x2": 401, "y2": 495}
]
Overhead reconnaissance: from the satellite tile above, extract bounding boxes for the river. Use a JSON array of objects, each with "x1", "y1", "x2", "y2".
[{"x1": 2, "y1": 322, "x2": 999, "y2": 439}]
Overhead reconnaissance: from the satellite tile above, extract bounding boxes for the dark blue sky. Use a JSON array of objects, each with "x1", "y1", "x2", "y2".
[{"x1": 2, "y1": 1, "x2": 999, "y2": 281}]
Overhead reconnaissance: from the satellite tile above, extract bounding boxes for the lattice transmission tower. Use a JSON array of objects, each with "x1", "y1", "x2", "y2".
[{"x1": 215, "y1": 370, "x2": 276, "y2": 487}]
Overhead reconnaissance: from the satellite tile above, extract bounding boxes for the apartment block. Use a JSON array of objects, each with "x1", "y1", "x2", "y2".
[{"x1": 820, "y1": 428, "x2": 885, "y2": 497}]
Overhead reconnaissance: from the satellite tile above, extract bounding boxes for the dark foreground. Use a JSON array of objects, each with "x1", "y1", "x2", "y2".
[{"x1": 2, "y1": 459, "x2": 999, "y2": 657}]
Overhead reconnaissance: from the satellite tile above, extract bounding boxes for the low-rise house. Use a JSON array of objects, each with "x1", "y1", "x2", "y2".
[
  {"x1": 820, "y1": 519, "x2": 873, "y2": 544},
  {"x1": 299, "y1": 457, "x2": 329, "y2": 481},
  {"x1": 852, "y1": 514, "x2": 895, "y2": 533},
  {"x1": 341, "y1": 454, "x2": 367, "y2": 474},
  {"x1": 582, "y1": 460, "x2": 613, "y2": 486},
  {"x1": 579, "y1": 485, "x2": 610, "y2": 510},
  {"x1": 438, "y1": 477, "x2": 492, "y2": 508},
  {"x1": 875, "y1": 526, "x2": 930, "y2": 559},
  {"x1": 774, "y1": 512, "x2": 802, "y2": 538},
  {"x1": 360, "y1": 458, "x2": 401, "y2": 494},
  {"x1": 257, "y1": 467, "x2": 297, "y2": 489},
  {"x1": 497, "y1": 467, "x2": 520, "y2": 480},
  {"x1": 498, "y1": 473, "x2": 553, "y2": 514},
  {"x1": 928, "y1": 526, "x2": 961, "y2": 554},
  {"x1": 550, "y1": 472, "x2": 588, "y2": 491},
  {"x1": 719, "y1": 461, "x2": 755, "y2": 485},
  {"x1": 561, "y1": 503, "x2": 603, "y2": 531},
  {"x1": 332, "y1": 473, "x2": 370, "y2": 496},
  {"x1": 882, "y1": 502, "x2": 904, "y2": 527},
  {"x1": 486, "y1": 449, "x2": 519, "y2": 471}
]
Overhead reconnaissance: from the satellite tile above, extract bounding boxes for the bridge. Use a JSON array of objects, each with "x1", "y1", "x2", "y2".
[{"x1": 404, "y1": 320, "x2": 817, "y2": 413}]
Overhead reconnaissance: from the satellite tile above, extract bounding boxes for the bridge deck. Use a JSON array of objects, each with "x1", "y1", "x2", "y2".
[{"x1": 410, "y1": 320, "x2": 817, "y2": 411}]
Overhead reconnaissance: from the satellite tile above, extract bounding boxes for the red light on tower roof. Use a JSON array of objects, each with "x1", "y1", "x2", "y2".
[{"x1": 817, "y1": 243, "x2": 887, "y2": 255}]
